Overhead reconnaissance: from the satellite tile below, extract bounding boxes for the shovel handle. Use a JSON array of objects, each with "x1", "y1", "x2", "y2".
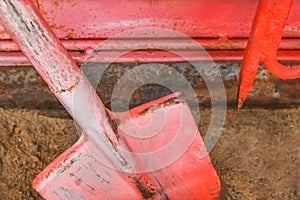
[
  {"x1": 0, "y1": 0, "x2": 79, "y2": 93},
  {"x1": 0, "y1": 0, "x2": 118, "y2": 145}
]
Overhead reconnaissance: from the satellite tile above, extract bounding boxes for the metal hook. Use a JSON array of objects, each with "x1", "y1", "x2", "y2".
[{"x1": 238, "y1": 0, "x2": 300, "y2": 108}]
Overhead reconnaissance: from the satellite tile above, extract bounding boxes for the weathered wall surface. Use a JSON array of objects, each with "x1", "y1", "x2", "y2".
[{"x1": 0, "y1": 62, "x2": 299, "y2": 109}]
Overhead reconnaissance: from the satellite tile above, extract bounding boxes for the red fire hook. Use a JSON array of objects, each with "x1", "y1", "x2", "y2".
[{"x1": 238, "y1": 0, "x2": 300, "y2": 108}]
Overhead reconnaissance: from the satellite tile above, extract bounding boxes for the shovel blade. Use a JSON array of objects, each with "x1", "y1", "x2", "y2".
[{"x1": 33, "y1": 95, "x2": 220, "y2": 200}]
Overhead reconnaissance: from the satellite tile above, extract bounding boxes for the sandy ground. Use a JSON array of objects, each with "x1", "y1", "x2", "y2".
[{"x1": 0, "y1": 107, "x2": 299, "y2": 199}]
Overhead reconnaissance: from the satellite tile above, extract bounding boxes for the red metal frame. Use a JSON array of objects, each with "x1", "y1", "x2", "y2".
[
  {"x1": 2, "y1": 0, "x2": 300, "y2": 40},
  {"x1": 1, "y1": 0, "x2": 300, "y2": 65},
  {"x1": 2, "y1": 39, "x2": 300, "y2": 66}
]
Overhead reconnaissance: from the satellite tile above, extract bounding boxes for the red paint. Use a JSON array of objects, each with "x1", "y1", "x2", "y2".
[
  {"x1": 3, "y1": 50, "x2": 300, "y2": 66},
  {"x1": 33, "y1": 94, "x2": 220, "y2": 199},
  {"x1": 238, "y1": 0, "x2": 300, "y2": 108},
  {"x1": 0, "y1": 0, "x2": 261, "y2": 39},
  {"x1": 2, "y1": 38, "x2": 300, "y2": 52},
  {"x1": 0, "y1": 0, "x2": 298, "y2": 40},
  {"x1": 1, "y1": 1, "x2": 300, "y2": 64},
  {"x1": 75, "y1": 179, "x2": 81, "y2": 186}
]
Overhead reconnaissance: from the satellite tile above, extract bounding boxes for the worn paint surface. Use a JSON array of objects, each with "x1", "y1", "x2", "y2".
[
  {"x1": 0, "y1": 0, "x2": 79, "y2": 93},
  {"x1": 2, "y1": 49, "x2": 300, "y2": 66},
  {"x1": 238, "y1": 0, "x2": 300, "y2": 108},
  {"x1": 2, "y1": 38, "x2": 300, "y2": 52},
  {"x1": 33, "y1": 94, "x2": 220, "y2": 200},
  {"x1": 3, "y1": 49, "x2": 300, "y2": 66},
  {"x1": 1, "y1": 1, "x2": 300, "y2": 64},
  {"x1": 0, "y1": 0, "x2": 299, "y2": 39}
]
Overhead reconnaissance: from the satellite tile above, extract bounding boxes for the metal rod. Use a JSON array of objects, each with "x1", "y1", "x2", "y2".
[{"x1": 238, "y1": 0, "x2": 300, "y2": 108}]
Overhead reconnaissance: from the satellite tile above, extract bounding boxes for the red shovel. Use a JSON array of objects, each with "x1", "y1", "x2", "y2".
[{"x1": 0, "y1": 0, "x2": 220, "y2": 199}]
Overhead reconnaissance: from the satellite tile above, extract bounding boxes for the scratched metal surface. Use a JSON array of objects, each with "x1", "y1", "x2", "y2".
[
  {"x1": 0, "y1": 0, "x2": 299, "y2": 39},
  {"x1": 1, "y1": 0, "x2": 300, "y2": 65},
  {"x1": 33, "y1": 96, "x2": 220, "y2": 199}
]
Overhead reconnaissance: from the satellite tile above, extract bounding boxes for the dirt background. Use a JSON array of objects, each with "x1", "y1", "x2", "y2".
[{"x1": 0, "y1": 106, "x2": 299, "y2": 200}]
